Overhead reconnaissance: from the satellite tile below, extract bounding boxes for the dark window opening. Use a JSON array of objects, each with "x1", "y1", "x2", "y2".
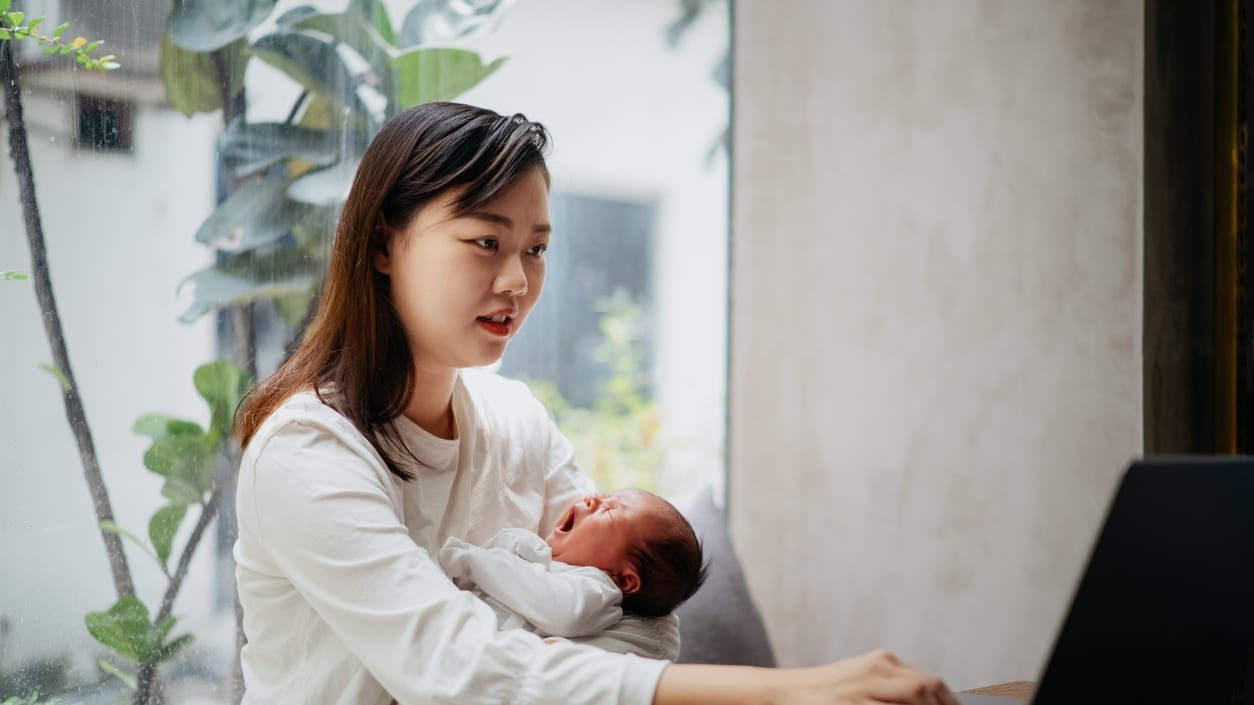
[{"x1": 76, "y1": 95, "x2": 133, "y2": 152}]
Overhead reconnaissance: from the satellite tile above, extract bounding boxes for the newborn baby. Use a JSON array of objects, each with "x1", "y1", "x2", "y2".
[{"x1": 438, "y1": 488, "x2": 707, "y2": 659}]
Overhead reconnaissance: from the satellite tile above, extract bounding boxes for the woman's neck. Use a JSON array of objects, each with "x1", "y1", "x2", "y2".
[{"x1": 403, "y1": 365, "x2": 459, "y2": 439}]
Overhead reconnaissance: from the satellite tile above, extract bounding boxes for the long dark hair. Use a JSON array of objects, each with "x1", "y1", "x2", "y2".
[{"x1": 236, "y1": 102, "x2": 551, "y2": 480}]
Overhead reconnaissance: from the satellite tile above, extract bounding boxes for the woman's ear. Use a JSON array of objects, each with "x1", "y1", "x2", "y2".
[
  {"x1": 613, "y1": 568, "x2": 641, "y2": 596},
  {"x1": 374, "y1": 246, "x2": 392, "y2": 275},
  {"x1": 374, "y1": 222, "x2": 393, "y2": 275}
]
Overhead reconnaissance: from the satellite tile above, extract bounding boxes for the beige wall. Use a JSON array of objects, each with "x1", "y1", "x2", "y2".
[{"x1": 728, "y1": 0, "x2": 1143, "y2": 689}]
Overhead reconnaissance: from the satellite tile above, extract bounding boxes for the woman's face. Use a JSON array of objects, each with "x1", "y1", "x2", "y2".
[{"x1": 375, "y1": 168, "x2": 550, "y2": 373}]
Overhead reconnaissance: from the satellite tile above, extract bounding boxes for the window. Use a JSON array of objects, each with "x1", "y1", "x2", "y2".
[{"x1": 0, "y1": 1, "x2": 728, "y2": 700}]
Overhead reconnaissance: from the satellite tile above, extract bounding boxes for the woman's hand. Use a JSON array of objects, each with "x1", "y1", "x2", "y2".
[
  {"x1": 798, "y1": 649, "x2": 961, "y2": 705},
  {"x1": 654, "y1": 649, "x2": 961, "y2": 705}
]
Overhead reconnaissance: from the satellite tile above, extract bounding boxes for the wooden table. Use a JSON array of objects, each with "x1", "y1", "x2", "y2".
[{"x1": 961, "y1": 681, "x2": 1034, "y2": 701}]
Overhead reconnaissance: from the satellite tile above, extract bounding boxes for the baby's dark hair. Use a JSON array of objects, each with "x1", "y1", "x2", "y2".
[{"x1": 620, "y1": 499, "x2": 709, "y2": 617}]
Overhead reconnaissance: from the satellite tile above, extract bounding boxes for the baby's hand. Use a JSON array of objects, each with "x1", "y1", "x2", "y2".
[{"x1": 437, "y1": 536, "x2": 475, "y2": 582}]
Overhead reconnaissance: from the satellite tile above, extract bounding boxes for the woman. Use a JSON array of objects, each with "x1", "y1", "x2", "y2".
[{"x1": 234, "y1": 102, "x2": 959, "y2": 705}]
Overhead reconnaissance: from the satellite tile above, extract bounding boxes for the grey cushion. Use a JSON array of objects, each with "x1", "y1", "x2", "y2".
[{"x1": 675, "y1": 487, "x2": 777, "y2": 667}]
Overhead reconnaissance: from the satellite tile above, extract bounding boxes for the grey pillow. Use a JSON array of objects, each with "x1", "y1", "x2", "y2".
[{"x1": 675, "y1": 487, "x2": 777, "y2": 667}]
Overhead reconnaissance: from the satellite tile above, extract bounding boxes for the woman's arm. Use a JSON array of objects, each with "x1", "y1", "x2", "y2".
[
  {"x1": 439, "y1": 531, "x2": 623, "y2": 637},
  {"x1": 653, "y1": 651, "x2": 961, "y2": 705}
]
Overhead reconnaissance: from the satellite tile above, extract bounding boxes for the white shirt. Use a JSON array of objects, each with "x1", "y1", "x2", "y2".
[{"x1": 234, "y1": 369, "x2": 671, "y2": 705}]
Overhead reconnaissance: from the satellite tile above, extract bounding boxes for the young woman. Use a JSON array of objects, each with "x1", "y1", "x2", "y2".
[{"x1": 234, "y1": 102, "x2": 960, "y2": 705}]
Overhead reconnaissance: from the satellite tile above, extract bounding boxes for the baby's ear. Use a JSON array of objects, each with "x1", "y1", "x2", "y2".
[{"x1": 613, "y1": 568, "x2": 641, "y2": 595}]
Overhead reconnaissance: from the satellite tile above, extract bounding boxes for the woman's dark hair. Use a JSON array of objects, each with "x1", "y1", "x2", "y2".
[
  {"x1": 621, "y1": 503, "x2": 709, "y2": 617},
  {"x1": 236, "y1": 102, "x2": 551, "y2": 480}
]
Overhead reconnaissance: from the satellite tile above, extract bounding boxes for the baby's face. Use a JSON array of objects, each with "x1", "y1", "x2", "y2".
[{"x1": 545, "y1": 488, "x2": 669, "y2": 575}]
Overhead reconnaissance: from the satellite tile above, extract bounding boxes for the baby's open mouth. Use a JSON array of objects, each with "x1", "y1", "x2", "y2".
[{"x1": 557, "y1": 510, "x2": 575, "y2": 533}]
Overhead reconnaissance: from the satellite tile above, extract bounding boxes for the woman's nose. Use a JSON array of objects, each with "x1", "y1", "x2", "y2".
[{"x1": 493, "y1": 255, "x2": 528, "y2": 297}]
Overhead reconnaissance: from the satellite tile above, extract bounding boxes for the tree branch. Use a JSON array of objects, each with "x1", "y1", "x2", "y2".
[{"x1": 1, "y1": 38, "x2": 135, "y2": 599}]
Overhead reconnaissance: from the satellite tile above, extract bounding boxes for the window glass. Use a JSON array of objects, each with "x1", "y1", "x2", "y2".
[{"x1": 0, "y1": 0, "x2": 728, "y2": 700}]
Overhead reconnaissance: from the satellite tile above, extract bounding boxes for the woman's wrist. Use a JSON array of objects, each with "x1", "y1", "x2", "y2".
[{"x1": 653, "y1": 663, "x2": 782, "y2": 705}]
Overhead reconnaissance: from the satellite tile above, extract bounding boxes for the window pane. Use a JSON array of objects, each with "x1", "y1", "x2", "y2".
[{"x1": 0, "y1": 0, "x2": 727, "y2": 700}]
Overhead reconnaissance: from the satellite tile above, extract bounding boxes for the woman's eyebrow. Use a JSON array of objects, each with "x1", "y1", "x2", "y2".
[{"x1": 465, "y1": 210, "x2": 552, "y2": 234}]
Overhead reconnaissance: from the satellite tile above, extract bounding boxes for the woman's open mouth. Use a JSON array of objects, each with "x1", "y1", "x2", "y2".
[{"x1": 476, "y1": 314, "x2": 513, "y2": 337}]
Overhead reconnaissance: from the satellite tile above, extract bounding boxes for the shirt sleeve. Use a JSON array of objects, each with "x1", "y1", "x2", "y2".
[
  {"x1": 241, "y1": 415, "x2": 666, "y2": 705},
  {"x1": 439, "y1": 530, "x2": 623, "y2": 638}
]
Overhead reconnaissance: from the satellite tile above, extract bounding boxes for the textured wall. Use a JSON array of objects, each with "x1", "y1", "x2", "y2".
[{"x1": 729, "y1": 0, "x2": 1143, "y2": 689}]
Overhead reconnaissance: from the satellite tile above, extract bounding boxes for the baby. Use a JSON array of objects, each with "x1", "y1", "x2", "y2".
[{"x1": 438, "y1": 488, "x2": 707, "y2": 660}]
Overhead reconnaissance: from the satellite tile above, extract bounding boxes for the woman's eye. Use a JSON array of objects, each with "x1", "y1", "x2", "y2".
[
  {"x1": 472, "y1": 238, "x2": 498, "y2": 251},
  {"x1": 528, "y1": 243, "x2": 548, "y2": 258}
]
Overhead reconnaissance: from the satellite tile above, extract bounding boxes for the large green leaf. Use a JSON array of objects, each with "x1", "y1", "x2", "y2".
[
  {"x1": 169, "y1": 0, "x2": 278, "y2": 52},
  {"x1": 85, "y1": 596, "x2": 152, "y2": 664},
  {"x1": 159, "y1": 35, "x2": 248, "y2": 117},
  {"x1": 194, "y1": 176, "x2": 306, "y2": 253},
  {"x1": 143, "y1": 433, "x2": 219, "y2": 504},
  {"x1": 249, "y1": 31, "x2": 370, "y2": 116},
  {"x1": 177, "y1": 252, "x2": 320, "y2": 324},
  {"x1": 149, "y1": 503, "x2": 188, "y2": 567},
  {"x1": 290, "y1": 8, "x2": 391, "y2": 71},
  {"x1": 392, "y1": 48, "x2": 505, "y2": 109},
  {"x1": 286, "y1": 159, "x2": 360, "y2": 206},
  {"x1": 194, "y1": 359, "x2": 250, "y2": 439},
  {"x1": 219, "y1": 118, "x2": 341, "y2": 177}
]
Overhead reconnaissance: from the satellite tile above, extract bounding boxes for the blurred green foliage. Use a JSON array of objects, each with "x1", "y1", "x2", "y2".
[{"x1": 521, "y1": 292, "x2": 663, "y2": 492}]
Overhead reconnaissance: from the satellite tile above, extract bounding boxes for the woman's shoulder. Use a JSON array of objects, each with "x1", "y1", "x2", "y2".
[
  {"x1": 246, "y1": 389, "x2": 376, "y2": 460},
  {"x1": 459, "y1": 367, "x2": 550, "y2": 423}
]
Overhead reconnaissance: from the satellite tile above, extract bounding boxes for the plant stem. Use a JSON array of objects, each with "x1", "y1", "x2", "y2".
[
  {"x1": 1, "y1": 37, "x2": 135, "y2": 599},
  {"x1": 132, "y1": 486, "x2": 223, "y2": 705}
]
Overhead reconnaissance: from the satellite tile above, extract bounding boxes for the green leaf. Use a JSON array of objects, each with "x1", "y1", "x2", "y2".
[
  {"x1": 132, "y1": 414, "x2": 204, "y2": 441},
  {"x1": 391, "y1": 48, "x2": 505, "y2": 109},
  {"x1": 286, "y1": 158, "x2": 359, "y2": 206},
  {"x1": 274, "y1": 5, "x2": 319, "y2": 28},
  {"x1": 219, "y1": 118, "x2": 340, "y2": 177},
  {"x1": 85, "y1": 596, "x2": 152, "y2": 663},
  {"x1": 272, "y1": 289, "x2": 315, "y2": 328},
  {"x1": 1, "y1": 270, "x2": 27, "y2": 280},
  {"x1": 27, "y1": 16, "x2": 42, "y2": 30},
  {"x1": 291, "y1": 7, "x2": 390, "y2": 71},
  {"x1": 249, "y1": 31, "x2": 369, "y2": 116},
  {"x1": 367, "y1": 0, "x2": 396, "y2": 49},
  {"x1": 99, "y1": 520, "x2": 161, "y2": 567},
  {"x1": 9, "y1": 11, "x2": 22, "y2": 25},
  {"x1": 52, "y1": 21, "x2": 68, "y2": 38},
  {"x1": 142, "y1": 433, "x2": 219, "y2": 503},
  {"x1": 0, "y1": 30, "x2": 10, "y2": 40},
  {"x1": 176, "y1": 259, "x2": 318, "y2": 324},
  {"x1": 0, "y1": 1, "x2": 11, "y2": 16},
  {"x1": 38, "y1": 363, "x2": 68, "y2": 392},
  {"x1": 193, "y1": 359, "x2": 250, "y2": 438},
  {"x1": 168, "y1": 0, "x2": 278, "y2": 52},
  {"x1": 160, "y1": 33, "x2": 218, "y2": 117},
  {"x1": 155, "y1": 632, "x2": 194, "y2": 661},
  {"x1": 194, "y1": 175, "x2": 309, "y2": 252},
  {"x1": 99, "y1": 659, "x2": 137, "y2": 690},
  {"x1": 149, "y1": 503, "x2": 187, "y2": 567}
]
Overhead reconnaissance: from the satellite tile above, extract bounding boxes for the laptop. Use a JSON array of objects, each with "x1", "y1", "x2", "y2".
[{"x1": 956, "y1": 457, "x2": 1254, "y2": 704}]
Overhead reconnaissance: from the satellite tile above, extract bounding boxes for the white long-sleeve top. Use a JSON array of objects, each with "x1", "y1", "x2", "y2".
[
  {"x1": 233, "y1": 369, "x2": 671, "y2": 705},
  {"x1": 438, "y1": 528, "x2": 624, "y2": 637}
]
